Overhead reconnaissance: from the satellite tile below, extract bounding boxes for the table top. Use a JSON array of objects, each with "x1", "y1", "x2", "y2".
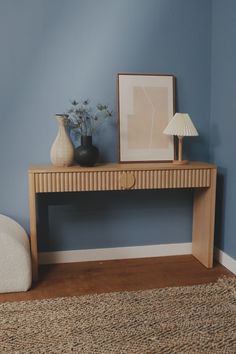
[{"x1": 29, "y1": 161, "x2": 216, "y2": 173}]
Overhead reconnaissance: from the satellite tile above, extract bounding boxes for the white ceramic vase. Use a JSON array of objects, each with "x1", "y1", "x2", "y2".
[{"x1": 50, "y1": 114, "x2": 74, "y2": 167}]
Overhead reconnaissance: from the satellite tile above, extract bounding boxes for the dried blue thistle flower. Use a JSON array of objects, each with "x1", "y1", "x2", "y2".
[{"x1": 66, "y1": 99, "x2": 112, "y2": 137}]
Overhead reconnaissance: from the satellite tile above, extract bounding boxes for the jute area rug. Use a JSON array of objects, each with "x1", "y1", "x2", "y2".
[{"x1": 0, "y1": 277, "x2": 236, "y2": 354}]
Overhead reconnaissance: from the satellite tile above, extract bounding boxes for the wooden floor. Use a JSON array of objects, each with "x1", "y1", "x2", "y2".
[{"x1": 0, "y1": 255, "x2": 233, "y2": 303}]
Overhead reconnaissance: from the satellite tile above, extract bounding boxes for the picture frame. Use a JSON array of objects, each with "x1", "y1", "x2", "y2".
[{"x1": 117, "y1": 73, "x2": 175, "y2": 162}]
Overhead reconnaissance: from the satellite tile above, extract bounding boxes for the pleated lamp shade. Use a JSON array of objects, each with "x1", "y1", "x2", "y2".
[{"x1": 163, "y1": 113, "x2": 198, "y2": 137}]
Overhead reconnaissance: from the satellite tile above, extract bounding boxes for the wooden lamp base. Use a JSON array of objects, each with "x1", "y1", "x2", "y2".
[
  {"x1": 173, "y1": 136, "x2": 188, "y2": 164},
  {"x1": 173, "y1": 159, "x2": 188, "y2": 165}
]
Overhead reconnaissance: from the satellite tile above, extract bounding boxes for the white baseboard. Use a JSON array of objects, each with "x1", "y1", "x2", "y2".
[
  {"x1": 214, "y1": 248, "x2": 236, "y2": 275},
  {"x1": 39, "y1": 244, "x2": 236, "y2": 275},
  {"x1": 39, "y1": 243, "x2": 192, "y2": 265}
]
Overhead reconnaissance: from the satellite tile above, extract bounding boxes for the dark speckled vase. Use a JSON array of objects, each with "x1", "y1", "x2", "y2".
[{"x1": 75, "y1": 135, "x2": 99, "y2": 166}]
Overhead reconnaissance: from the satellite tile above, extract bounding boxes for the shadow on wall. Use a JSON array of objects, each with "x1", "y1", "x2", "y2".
[
  {"x1": 214, "y1": 168, "x2": 227, "y2": 250},
  {"x1": 36, "y1": 189, "x2": 193, "y2": 252}
]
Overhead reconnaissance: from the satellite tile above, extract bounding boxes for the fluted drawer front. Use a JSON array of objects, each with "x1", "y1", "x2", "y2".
[
  {"x1": 34, "y1": 171, "x2": 120, "y2": 193},
  {"x1": 34, "y1": 169, "x2": 211, "y2": 193},
  {"x1": 133, "y1": 169, "x2": 211, "y2": 190}
]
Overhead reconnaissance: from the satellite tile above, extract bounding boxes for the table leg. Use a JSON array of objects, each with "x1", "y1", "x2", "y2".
[
  {"x1": 192, "y1": 169, "x2": 217, "y2": 267},
  {"x1": 29, "y1": 173, "x2": 38, "y2": 281}
]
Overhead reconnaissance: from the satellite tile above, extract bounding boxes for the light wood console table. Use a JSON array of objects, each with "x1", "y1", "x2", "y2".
[{"x1": 28, "y1": 162, "x2": 217, "y2": 281}]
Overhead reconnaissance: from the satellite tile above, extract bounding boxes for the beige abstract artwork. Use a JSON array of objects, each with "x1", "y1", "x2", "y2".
[
  {"x1": 127, "y1": 86, "x2": 169, "y2": 150},
  {"x1": 118, "y1": 74, "x2": 174, "y2": 161}
]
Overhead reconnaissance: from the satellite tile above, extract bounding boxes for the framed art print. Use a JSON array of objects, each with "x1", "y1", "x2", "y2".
[{"x1": 118, "y1": 73, "x2": 175, "y2": 162}]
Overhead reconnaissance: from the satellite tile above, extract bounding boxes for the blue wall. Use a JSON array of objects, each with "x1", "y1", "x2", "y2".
[
  {"x1": 210, "y1": 0, "x2": 236, "y2": 259},
  {"x1": 0, "y1": 0, "x2": 212, "y2": 252}
]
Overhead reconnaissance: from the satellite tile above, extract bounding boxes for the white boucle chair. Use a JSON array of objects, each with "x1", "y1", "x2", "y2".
[{"x1": 0, "y1": 214, "x2": 32, "y2": 293}]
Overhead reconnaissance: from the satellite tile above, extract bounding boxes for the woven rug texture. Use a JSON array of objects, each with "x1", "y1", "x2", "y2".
[{"x1": 0, "y1": 277, "x2": 236, "y2": 354}]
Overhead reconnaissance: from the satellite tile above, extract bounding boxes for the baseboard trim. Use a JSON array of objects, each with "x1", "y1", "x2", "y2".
[
  {"x1": 214, "y1": 248, "x2": 236, "y2": 275},
  {"x1": 39, "y1": 244, "x2": 236, "y2": 275},
  {"x1": 39, "y1": 243, "x2": 192, "y2": 265}
]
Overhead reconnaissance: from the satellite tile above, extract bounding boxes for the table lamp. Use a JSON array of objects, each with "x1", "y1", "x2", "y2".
[{"x1": 163, "y1": 113, "x2": 198, "y2": 164}]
